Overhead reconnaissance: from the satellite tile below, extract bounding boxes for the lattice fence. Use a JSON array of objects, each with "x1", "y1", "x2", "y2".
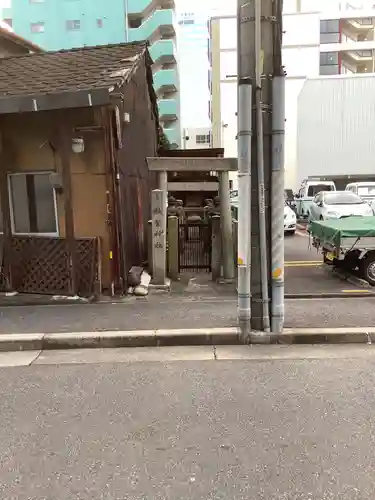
[{"x1": 0, "y1": 235, "x2": 98, "y2": 296}]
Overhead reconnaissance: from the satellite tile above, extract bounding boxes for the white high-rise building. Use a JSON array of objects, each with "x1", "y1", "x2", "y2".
[
  {"x1": 177, "y1": 10, "x2": 211, "y2": 136},
  {"x1": 209, "y1": 0, "x2": 375, "y2": 189}
]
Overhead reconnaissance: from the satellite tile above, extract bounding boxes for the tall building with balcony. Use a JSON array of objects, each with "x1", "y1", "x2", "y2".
[
  {"x1": 209, "y1": 1, "x2": 375, "y2": 189},
  {"x1": 1, "y1": 0, "x2": 181, "y2": 148},
  {"x1": 177, "y1": 11, "x2": 210, "y2": 133},
  {"x1": 128, "y1": 0, "x2": 180, "y2": 148}
]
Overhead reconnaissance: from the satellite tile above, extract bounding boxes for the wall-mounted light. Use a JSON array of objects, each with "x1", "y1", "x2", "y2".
[{"x1": 72, "y1": 137, "x2": 84, "y2": 153}]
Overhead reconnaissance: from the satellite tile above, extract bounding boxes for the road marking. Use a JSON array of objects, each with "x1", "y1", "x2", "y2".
[
  {"x1": 286, "y1": 262, "x2": 322, "y2": 267},
  {"x1": 286, "y1": 260, "x2": 321, "y2": 264},
  {"x1": 342, "y1": 289, "x2": 370, "y2": 293},
  {"x1": 295, "y1": 230, "x2": 309, "y2": 238}
]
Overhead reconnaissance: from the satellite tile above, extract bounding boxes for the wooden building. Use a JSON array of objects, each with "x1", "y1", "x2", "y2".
[{"x1": 0, "y1": 41, "x2": 160, "y2": 296}]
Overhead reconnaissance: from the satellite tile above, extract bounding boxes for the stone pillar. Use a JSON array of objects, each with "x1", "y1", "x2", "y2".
[
  {"x1": 151, "y1": 189, "x2": 167, "y2": 285},
  {"x1": 219, "y1": 171, "x2": 235, "y2": 280},
  {"x1": 158, "y1": 171, "x2": 168, "y2": 193},
  {"x1": 211, "y1": 215, "x2": 222, "y2": 281},
  {"x1": 167, "y1": 216, "x2": 179, "y2": 279}
]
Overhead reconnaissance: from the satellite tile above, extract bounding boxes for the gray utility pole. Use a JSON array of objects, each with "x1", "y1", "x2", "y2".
[
  {"x1": 237, "y1": 0, "x2": 284, "y2": 333},
  {"x1": 237, "y1": 0, "x2": 252, "y2": 338}
]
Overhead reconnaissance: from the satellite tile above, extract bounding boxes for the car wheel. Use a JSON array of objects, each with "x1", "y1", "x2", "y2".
[
  {"x1": 320, "y1": 215, "x2": 324, "y2": 220},
  {"x1": 360, "y1": 253, "x2": 375, "y2": 286}
]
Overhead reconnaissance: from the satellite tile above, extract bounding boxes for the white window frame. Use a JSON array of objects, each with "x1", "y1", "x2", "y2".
[
  {"x1": 8, "y1": 171, "x2": 59, "y2": 237},
  {"x1": 66, "y1": 19, "x2": 81, "y2": 31},
  {"x1": 30, "y1": 21, "x2": 45, "y2": 33},
  {"x1": 196, "y1": 134, "x2": 210, "y2": 144}
]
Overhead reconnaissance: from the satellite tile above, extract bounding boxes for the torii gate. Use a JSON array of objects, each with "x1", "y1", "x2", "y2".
[{"x1": 146, "y1": 156, "x2": 237, "y2": 285}]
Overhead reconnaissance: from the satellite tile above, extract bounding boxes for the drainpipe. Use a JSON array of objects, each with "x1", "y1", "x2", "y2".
[
  {"x1": 255, "y1": 0, "x2": 270, "y2": 331},
  {"x1": 271, "y1": 75, "x2": 286, "y2": 333},
  {"x1": 237, "y1": 82, "x2": 252, "y2": 336}
]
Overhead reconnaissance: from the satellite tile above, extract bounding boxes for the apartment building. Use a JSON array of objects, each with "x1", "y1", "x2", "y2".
[
  {"x1": 1, "y1": 0, "x2": 181, "y2": 148},
  {"x1": 0, "y1": 19, "x2": 42, "y2": 56},
  {"x1": 182, "y1": 127, "x2": 211, "y2": 149},
  {"x1": 209, "y1": 1, "x2": 375, "y2": 188},
  {"x1": 177, "y1": 11, "x2": 210, "y2": 134}
]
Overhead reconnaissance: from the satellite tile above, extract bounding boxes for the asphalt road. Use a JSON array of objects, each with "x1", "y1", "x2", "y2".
[
  {"x1": 285, "y1": 230, "x2": 366, "y2": 295},
  {"x1": 1, "y1": 345, "x2": 375, "y2": 499}
]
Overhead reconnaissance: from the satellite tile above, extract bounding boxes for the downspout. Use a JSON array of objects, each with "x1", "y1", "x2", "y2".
[
  {"x1": 104, "y1": 108, "x2": 124, "y2": 294},
  {"x1": 271, "y1": 75, "x2": 285, "y2": 333},
  {"x1": 237, "y1": 83, "x2": 252, "y2": 337},
  {"x1": 255, "y1": 0, "x2": 270, "y2": 331}
]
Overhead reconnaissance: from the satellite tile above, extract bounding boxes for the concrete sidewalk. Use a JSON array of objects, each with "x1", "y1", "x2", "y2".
[{"x1": 1, "y1": 294, "x2": 375, "y2": 335}]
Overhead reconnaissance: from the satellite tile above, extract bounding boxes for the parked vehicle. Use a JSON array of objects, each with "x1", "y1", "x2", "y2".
[
  {"x1": 284, "y1": 202, "x2": 296, "y2": 235},
  {"x1": 295, "y1": 179, "x2": 335, "y2": 220},
  {"x1": 345, "y1": 182, "x2": 375, "y2": 205},
  {"x1": 284, "y1": 189, "x2": 296, "y2": 213},
  {"x1": 309, "y1": 216, "x2": 375, "y2": 285},
  {"x1": 309, "y1": 191, "x2": 374, "y2": 222},
  {"x1": 230, "y1": 197, "x2": 295, "y2": 235}
]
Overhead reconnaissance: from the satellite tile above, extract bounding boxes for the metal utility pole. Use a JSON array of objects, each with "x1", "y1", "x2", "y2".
[
  {"x1": 237, "y1": 0, "x2": 252, "y2": 338},
  {"x1": 237, "y1": 0, "x2": 284, "y2": 334},
  {"x1": 271, "y1": 0, "x2": 286, "y2": 333}
]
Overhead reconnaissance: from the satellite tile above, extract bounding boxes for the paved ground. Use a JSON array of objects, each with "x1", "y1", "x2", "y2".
[
  {"x1": 0, "y1": 232, "x2": 371, "y2": 334},
  {"x1": 1, "y1": 344, "x2": 375, "y2": 499},
  {"x1": 284, "y1": 230, "x2": 366, "y2": 295},
  {"x1": 0, "y1": 295, "x2": 375, "y2": 333}
]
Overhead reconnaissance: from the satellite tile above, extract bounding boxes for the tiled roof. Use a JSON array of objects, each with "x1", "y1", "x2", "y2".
[{"x1": 0, "y1": 41, "x2": 148, "y2": 99}]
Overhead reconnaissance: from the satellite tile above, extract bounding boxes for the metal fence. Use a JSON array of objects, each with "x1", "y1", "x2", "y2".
[{"x1": 178, "y1": 222, "x2": 212, "y2": 273}]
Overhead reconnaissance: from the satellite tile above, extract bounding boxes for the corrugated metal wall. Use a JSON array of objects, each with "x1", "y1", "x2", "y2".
[{"x1": 296, "y1": 74, "x2": 375, "y2": 185}]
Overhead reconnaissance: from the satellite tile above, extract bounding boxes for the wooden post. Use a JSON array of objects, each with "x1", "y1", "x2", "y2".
[
  {"x1": 0, "y1": 131, "x2": 13, "y2": 291},
  {"x1": 58, "y1": 122, "x2": 78, "y2": 296}
]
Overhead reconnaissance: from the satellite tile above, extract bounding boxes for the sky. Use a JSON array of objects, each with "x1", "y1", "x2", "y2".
[{"x1": 176, "y1": 0, "x2": 235, "y2": 16}]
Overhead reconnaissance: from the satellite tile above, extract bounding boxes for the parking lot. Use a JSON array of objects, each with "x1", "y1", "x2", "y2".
[{"x1": 285, "y1": 227, "x2": 370, "y2": 296}]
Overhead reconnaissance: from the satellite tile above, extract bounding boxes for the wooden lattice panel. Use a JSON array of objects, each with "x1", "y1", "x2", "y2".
[
  {"x1": 76, "y1": 238, "x2": 98, "y2": 295},
  {"x1": 0, "y1": 235, "x2": 98, "y2": 296},
  {"x1": 11, "y1": 236, "x2": 71, "y2": 294}
]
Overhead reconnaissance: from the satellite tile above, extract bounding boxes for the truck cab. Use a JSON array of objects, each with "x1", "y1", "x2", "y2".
[
  {"x1": 295, "y1": 180, "x2": 336, "y2": 220},
  {"x1": 345, "y1": 182, "x2": 375, "y2": 204}
]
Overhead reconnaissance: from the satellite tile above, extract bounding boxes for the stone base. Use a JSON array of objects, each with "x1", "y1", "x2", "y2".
[{"x1": 149, "y1": 278, "x2": 171, "y2": 291}]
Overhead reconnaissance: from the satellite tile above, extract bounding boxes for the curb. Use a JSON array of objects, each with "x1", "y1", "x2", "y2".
[
  {"x1": 0, "y1": 296, "x2": 94, "y2": 308},
  {"x1": 0, "y1": 328, "x2": 241, "y2": 352},
  {"x1": 332, "y1": 268, "x2": 372, "y2": 290},
  {"x1": 1, "y1": 327, "x2": 375, "y2": 352},
  {"x1": 285, "y1": 291, "x2": 375, "y2": 299}
]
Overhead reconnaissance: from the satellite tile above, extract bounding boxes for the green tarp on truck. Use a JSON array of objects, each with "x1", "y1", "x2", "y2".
[{"x1": 308, "y1": 216, "x2": 375, "y2": 248}]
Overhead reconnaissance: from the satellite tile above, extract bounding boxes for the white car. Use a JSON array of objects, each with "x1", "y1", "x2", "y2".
[
  {"x1": 309, "y1": 191, "x2": 374, "y2": 221},
  {"x1": 284, "y1": 202, "x2": 296, "y2": 235}
]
